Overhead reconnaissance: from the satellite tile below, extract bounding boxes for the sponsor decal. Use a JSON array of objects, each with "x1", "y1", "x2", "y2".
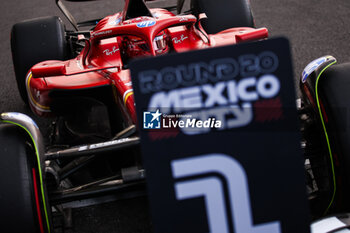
[
  {"x1": 77, "y1": 138, "x2": 134, "y2": 151},
  {"x1": 137, "y1": 20, "x2": 156, "y2": 28},
  {"x1": 302, "y1": 56, "x2": 329, "y2": 83},
  {"x1": 172, "y1": 34, "x2": 188, "y2": 44},
  {"x1": 103, "y1": 46, "x2": 119, "y2": 56},
  {"x1": 91, "y1": 30, "x2": 112, "y2": 38}
]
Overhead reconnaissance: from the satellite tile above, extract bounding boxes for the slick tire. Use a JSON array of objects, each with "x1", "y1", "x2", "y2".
[
  {"x1": 11, "y1": 16, "x2": 69, "y2": 104},
  {"x1": 191, "y1": 0, "x2": 255, "y2": 34},
  {"x1": 0, "y1": 124, "x2": 49, "y2": 233}
]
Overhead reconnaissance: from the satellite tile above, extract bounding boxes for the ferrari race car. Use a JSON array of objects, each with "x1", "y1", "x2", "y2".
[{"x1": 1, "y1": 0, "x2": 268, "y2": 232}]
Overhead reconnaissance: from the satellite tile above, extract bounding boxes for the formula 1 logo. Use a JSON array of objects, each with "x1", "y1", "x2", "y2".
[
  {"x1": 143, "y1": 109, "x2": 162, "y2": 129},
  {"x1": 137, "y1": 20, "x2": 156, "y2": 28},
  {"x1": 172, "y1": 153, "x2": 281, "y2": 233}
]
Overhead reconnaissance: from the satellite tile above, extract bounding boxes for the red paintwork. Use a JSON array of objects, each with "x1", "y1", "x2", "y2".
[
  {"x1": 32, "y1": 168, "x2": 45, "y2": 233},
  {"x1": 26, "y1": 5, "x2": 268, "y2": 125}
]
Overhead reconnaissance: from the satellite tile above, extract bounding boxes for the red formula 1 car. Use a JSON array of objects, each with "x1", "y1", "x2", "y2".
[{"x1": 1, "y1": 0, "x2": 267, "y2": 232}]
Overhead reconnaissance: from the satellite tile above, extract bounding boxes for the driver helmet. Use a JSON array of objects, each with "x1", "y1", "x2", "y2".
[{"x1": 121, "y1": 17, "x2": 169, "y2": 58}]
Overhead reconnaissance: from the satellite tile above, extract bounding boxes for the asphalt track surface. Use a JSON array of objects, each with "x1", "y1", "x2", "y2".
[{"x1": 1, "y1": 0, "x2": 350, "y2": 232}]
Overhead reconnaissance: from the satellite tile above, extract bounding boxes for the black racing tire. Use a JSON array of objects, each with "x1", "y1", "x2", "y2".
[
  {"x1": 0, "y1": 124, "x2": 48, "y2": 233},
  {"x1": 191, "y1": 0, "x2": 255, "y2": 34},
  {"x1": 11, "y1": 16, "x2": 69, "y2": 104}
]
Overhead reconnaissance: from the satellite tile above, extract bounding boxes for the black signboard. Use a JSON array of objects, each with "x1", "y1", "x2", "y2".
[{"x1": 130, "y1": 37, "x2": 310, "y2": 233}]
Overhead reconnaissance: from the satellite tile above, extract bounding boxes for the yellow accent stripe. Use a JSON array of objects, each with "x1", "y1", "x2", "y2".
[
  {"x1": 124, "y1": 91, "x2": 133, "y2": 105},
  {"x1": 27, "y1": 74, "x2": 50, "y2": 111}
]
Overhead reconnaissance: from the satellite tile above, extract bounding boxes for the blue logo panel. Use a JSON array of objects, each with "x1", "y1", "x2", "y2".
[
  {"x1": 302, "y1": 56, "x2": 329, "y2": 83},
  {"x1": 137, "y1": 20, "x2": 156, "y2": 28},
  {"x1": 143, "y1": 110, "x2": 161, "y2": 129}
]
